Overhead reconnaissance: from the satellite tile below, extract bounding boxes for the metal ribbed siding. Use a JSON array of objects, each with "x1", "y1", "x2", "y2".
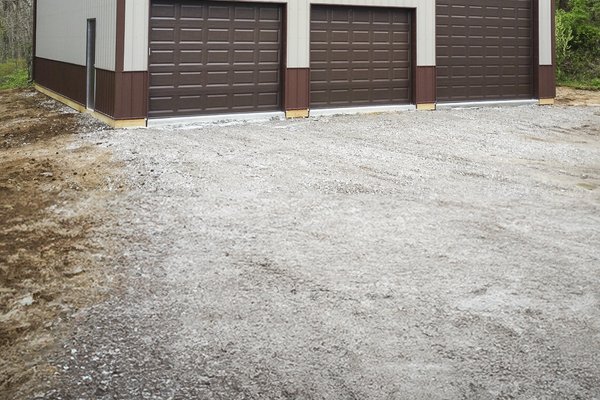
[
  {"x1": 126, "y1": 0, "x2": 436, "y2": 69},
  {"x1": 36, "y1": 0, "x2": 117, "y2": 71},
  {"x1": 124, "y1": 0, "x2": 150, "y2": 71}
]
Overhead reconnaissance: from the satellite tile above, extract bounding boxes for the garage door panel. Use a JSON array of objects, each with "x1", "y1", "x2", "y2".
[
  {"x1": 313, "y1": 80, "x2": 409, "y2": 91},
  {"x1": 149, "y1": 0, "x2": 282, "y2": 118},
  {"x1": 329, "y1": 89, "x2": 360, "y2": 104},
  {"x1": 151, "y1": 28, "x2": 176, "y2": 42},
  {"x1": 311, "y1": 7, "x2": 328, "y2": 21},
  {"x1": 232, "y1": 93, "x2": 257, "y2": 108},
  {"x1": 178, "y1": 72, "x2": 203, "y2": 86},
  {"x1": 318, "y1": 87, "x2": 410, "y2": 106},
  {"x1": 232, "y1": 49, "x2": 254, "y2": 63},
  {"x1": 257, "y1": 91, "x2": 279, "y2": 104},
  {"x1": 149, "y1": 98, "x2": 175, "y2": 116},
  {"x1": 151, "y1": 50, "x2": 177, "y2": 65},
  {"x1": 436, "y1": 0, "x2": 533, "y2": 102},
  {"x1": 351, "y1": 31, "x2": 370, "y2": 43},
  {"x1": 233, "y1": 6, "x2": 254, "y2": 19},
  {"x1": 258, "y1": 30, "x2": 280, "y2": 43},
  {"x1": 392, "y1": 31, "x2": 410, "y2": 42},
  {"x1": 153, "y1": 4, "x2": 176, "y2": 17},
  {"x1": 150, "y1": 73, "x2": 176, "y2": 87},
  {"x1": 310, "y1": 70, "x2": 329, "y2": 83},
  {"x1": 393, "y1": 67, "x2": 410, "y2": 78},
  {"x1": 179, "y1": 28, "x2": 203, "y2": 42},
  {"x1": 180, "y1": 4, "x2": 203, "y2": 16},
  {"x1": 258, "y1": 71, "x2": 279, "y2": 84},
  {"x1": 258, "y1": 8, "x2": 279, "y2": 21},
  {"x1": 151, "y1": 90, "x2": 282, "y2": 115},
  {"x1": 310, "y1": 5, "x2": 411, "y2": 109}
]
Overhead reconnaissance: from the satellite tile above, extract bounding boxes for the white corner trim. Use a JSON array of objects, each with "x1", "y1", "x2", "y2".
[{"x1": 539, "y1": 0, "x2": 553, "y2": 66}]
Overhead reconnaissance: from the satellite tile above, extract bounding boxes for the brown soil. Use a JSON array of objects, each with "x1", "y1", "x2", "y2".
[
  {"x1": 0, "y1": 89, "x2": 122, "y2": 398},
  {"x1": 556, "y1": 86, "x2": 600, "y2": 106}
]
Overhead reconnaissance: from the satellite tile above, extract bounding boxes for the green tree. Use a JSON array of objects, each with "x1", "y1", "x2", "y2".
[{"x1": 555, "y1": 0, "x2": 600, "y2": 88}]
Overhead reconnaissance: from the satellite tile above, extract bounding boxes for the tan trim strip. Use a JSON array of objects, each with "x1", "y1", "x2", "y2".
[
  {"x1": 416, "y1": 103, "x2": 436, "y2": 111},
  {"x1": 539, "y1": 98, "x2": 555, "y2": 105},
  {"x1": 286, "y1": 109, "x2": 309, "y2": 118},
  {"x1": 35, "y1": 83, "x2": 87, "y2": 112},
  {"x1": 35, "y1": 84, "x2": 146, "y2": 128},
  {"x1": 90, "y1": 111, "x2": 146, "y2": 128}
]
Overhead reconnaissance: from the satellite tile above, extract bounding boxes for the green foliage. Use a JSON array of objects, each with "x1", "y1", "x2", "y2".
[
  {"x1": 556, "y1": 0, "x2": 600, "y2": 89},
  {"x1": 560, "y1": 0, "x2": 600, "y2": 54},
  {"x1": 0, "y1": 59, "x2": 31, "y2": 90},
  {"x1": 555, "y1": 10, "x2": 573, "y2": 80},
  {"x1": 558, "y1": 78, "x2": 600, "y2": 90}
]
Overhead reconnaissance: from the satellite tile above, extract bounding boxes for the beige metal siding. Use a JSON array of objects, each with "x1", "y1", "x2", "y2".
[
  {"x1": 124, "y1": 0, "x2": 149, "y2": 71},
  {"x1": 128, "y1": 0, "x2": 436, "y2": 70},
  {"x1": 287, "y1": 0, "x2": 311, "y2": 69},
  {"x1": 36, "y1": 0, "x2": 117, "y2": 71},
  {"x1": 308, "y1": 0, "x2": 435, "y2": 67},
  {"x1": 539, "y1": 0, "x2": 552, "y2": 65}
]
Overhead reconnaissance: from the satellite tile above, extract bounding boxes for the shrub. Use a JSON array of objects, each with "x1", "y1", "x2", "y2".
[
  {"x1": 556, "y1": 10, "x2": 574, "y2": 80},
  {"x1": 0, "y1": 60, "x2": 30, "y2": 90},
  {"x1": 556, "y1": 0, "x2": 600, "y2": 89}
]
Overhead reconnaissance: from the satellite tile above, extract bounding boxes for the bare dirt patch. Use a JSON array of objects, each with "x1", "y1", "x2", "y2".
[
  {"x1": 0, "y1": 89, "x2": 82, "y2": 149},
  {"x1": 556, "y1": 86, "x2": 600, "y2": 106},
  {"x1": 0, "y1": 89, "x2": 123, "y2": 398}
]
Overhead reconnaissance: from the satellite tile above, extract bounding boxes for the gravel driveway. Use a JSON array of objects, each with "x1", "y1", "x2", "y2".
[{"x1": 41, "y1": 105, "x2": 600, "y2": 399}]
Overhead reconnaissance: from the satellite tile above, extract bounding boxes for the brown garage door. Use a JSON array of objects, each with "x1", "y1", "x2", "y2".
[
  {"x1": 436, "y1": 0, "x2": 534, "y2": 102},
  {"x1": 149, "y1": 1, "x2": 282, "y2": 118},
  {"x1": 310, "y1": 6, "x2": 411, "y2": 109}
]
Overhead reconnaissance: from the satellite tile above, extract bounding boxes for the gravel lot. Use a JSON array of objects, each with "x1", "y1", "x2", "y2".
[{"x1": 40, "y1": 105, "x2": 600, "y2": 399}]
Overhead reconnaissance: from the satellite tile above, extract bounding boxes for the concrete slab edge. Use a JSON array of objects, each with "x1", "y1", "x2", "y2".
[
  {"x1": 310, "y1": 104, "x2": 416, "y2": 117},
  {"x1": 147, "y1": 111, "x2": 286, "y2": 127},
  {"x1": 436, "y1": 99, "x2": 539, "y2": 109}
]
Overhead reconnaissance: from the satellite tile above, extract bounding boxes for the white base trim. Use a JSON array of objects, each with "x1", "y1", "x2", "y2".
[
  {"x1": 310, "y1": 104, "x2": 416, "y2": 117},
  {"x1": 436, "y1": 99, "x2": 538, "y2": 109},
  {"x1": 147, "y1": 111, "x2": 285, "y2": 127}
]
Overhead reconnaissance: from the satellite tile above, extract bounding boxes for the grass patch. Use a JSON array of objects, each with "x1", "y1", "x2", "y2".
[
  {"x1": 0, "y1": 60, "x2": 31, "y2": 91},
  {"x1": 558, "y1": 77, "x2": 600, "y2": 91}
]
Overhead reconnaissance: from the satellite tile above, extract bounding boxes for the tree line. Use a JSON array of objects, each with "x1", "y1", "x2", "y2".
[
  {"x1": 0, "y1": 0, "x2": 32, "y2": 64},
  {"x1": 556, "y1": 0, "x2": 600, "y2": 86}
]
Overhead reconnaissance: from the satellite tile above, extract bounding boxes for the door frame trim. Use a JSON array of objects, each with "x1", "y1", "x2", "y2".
[{"x1": 86, "y1": 18, "x2": 96, "y2": 110}]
